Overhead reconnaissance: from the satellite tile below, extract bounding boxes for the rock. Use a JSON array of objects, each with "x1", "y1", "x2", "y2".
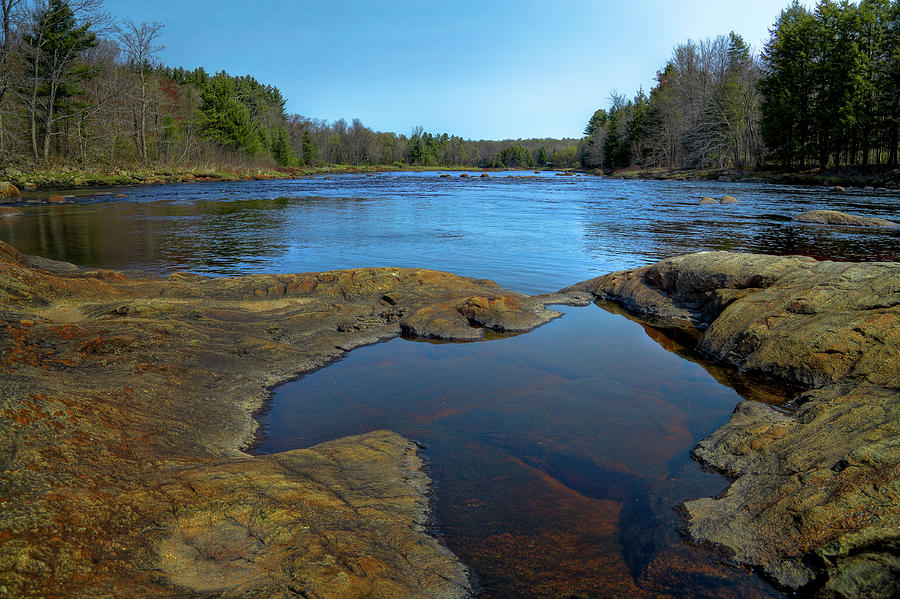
[
  {"x1": 564, "y1": 252, "x2": 900, "y2": 597},
  {"x1": 0, "y1": 240, "x2": 586, "y2": 598},
  {"x1": 592, "y1": 169, "x2": 603, "y2": 176},
  {"x1": 721, "y1": 195, "x2": 738, "y2": 204},
  {"x1": 113, "y1": 194, "x2": 128, "y2": 198},
  {"x1": 793, "y1": 209, "x2": 896, "y2": 228},
  {"x1": 831, "y1": 185, "x2": 845, "y2": 192},
  {"x1": 439, "y1": 174, "x2": 451, "y2": 178},
  {"x1": 0, "y1": 181, "x2": 21, "y2": 203},
  {"x1": 459, "y1": 173, "x2": 468, "y2": 178},
  {"x1": 0, "y1": 206, "x2": 23, "y2": 218},
  {"x1": 47, "y1": 195, "x2": 66, "y2": 203},
  {"x1": 698, "y1": 197, "x2": 719, "y2": 204},
  {"x1": 480, "y1": 173, "x2": 489, "y2": 178}
]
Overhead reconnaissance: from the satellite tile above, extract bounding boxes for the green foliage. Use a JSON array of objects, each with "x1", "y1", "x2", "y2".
[
  {"x1": 760, "y1": 0, "x2": 899, "y2": 167},
  {"x1": 496, "y1": 145, "x2": 534, "y2": 168},
  {"x1": 196, "y1": 71, "x2": 293, "y2": 162}
]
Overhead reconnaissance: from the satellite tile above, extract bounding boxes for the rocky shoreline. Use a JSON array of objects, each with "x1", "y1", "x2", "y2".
[
  {"x1": 2, "y1": 241, "x2": 897, "y2": 597},
  {"x1": 0, "y1": 239, "x2": 581, "y2": 598},
  {"x1": 565, "y1": 252, "x2": 899, "y2": 598}
]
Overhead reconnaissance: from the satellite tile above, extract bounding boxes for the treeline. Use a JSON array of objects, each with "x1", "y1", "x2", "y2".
[
  {"x1": 281, "y1": 119, "x2": 579, "y2": 168},
  {"x1": 581, "y1": 0, "x2": 900, "y2": 171},
  {"x1": 0, "y1": 0, "x2": 577, "y2": 172}
]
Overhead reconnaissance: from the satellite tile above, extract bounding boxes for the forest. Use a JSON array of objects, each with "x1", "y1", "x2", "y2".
[
  {"x1": 0, "y1": 0, "x2": 577, "y2": 173},
  {"x1": 0, "y1": 0, "x2": 897, "y2": 176},
  {"x1": 583, "y1": 0, "x2": 899, "y2": 172}
]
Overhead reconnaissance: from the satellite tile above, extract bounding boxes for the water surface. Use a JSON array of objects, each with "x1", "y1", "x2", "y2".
[{"x1": 2, "y1": 172, "x2": 896, "y2": 294}]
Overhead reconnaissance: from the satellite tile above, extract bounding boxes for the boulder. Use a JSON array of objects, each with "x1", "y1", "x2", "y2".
[
  {"x1": 698, "y1": 197, "x2": 719, "y2": 204},
  {"x1": 459, "y1": 173, "x2": 468, "y2": 178},
  {"x1": 47, "y1": 195, "x2": 67, "y2": 203},
  {"x1": 721, "y1": 195, "x2": 738, "y2": 204},
  {"x1": 831, "y1": 185, "x2": 845, "y2": 192},
  {"x1": 0, "y1": 181, "x2": 21, "y2": 203},
  {"x1": 793, "y1": 209, "x2": 896, "y2": 228},
  {"x1": 480, "y1": 173, "x2": 490, "y2": 178}
]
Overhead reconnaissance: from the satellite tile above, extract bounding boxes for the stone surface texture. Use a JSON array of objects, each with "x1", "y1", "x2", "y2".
[
  {"x1": 0, "y1": 239, "x2": 570, "y2": 598},
  {"x1": 564, "y1": 251, "x2": 899, "y2": 598},
  {"x1": 793, "y1": 209, "x2": 897, "y2": 228}
]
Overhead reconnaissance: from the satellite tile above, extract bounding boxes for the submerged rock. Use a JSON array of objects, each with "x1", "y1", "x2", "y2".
[
  {"x1": 564, "y1": 251, "x2": 900, "y2": 598},
  {"x1": 0, "y1": 206, "x2": 23, "y2": 218},
  {"x1": 0, "y1": 240, "x2": 581, "y2": 598},
  {"x1": 793, "y1": 209, "x2": 896, "y2": 228}
]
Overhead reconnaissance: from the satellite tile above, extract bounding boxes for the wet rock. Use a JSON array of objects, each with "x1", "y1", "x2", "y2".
[
  {"x1": 793, "y1": 209, "x2": 896, "y2": 228},
  {"x1": 480, "y1": 173, "x2": 489, "y2": 178},
  {"x1": 0, "y1": 206, "x2": 23, "y2": 218},
  {"x1": 831, "y1": 185, "x2": 846, "y2": 192},
  {"x1": 113, "y1": 193, "x2": 128, "y2": 198},
  {"x1": 564, "y1": 251, "x2": 900, "y2": 597},
  {"x1": 721, "y1": 195, "x2": 738, "y2": 204},
  {"x1": 0, "y1": 181, "x2": 21, "y2": 203},
  {"x1": 459, "y1": 173, "x2": 468, "y2": 178},
  {"x1": 0, "y1": 240, "x2": 585, "y2": 598},
  {"x1": 698, "y1": 197, "x2": 719, "y2": 204},
  {"x1": 47, "y1": 195, "x2": 67, "y2": 203}
]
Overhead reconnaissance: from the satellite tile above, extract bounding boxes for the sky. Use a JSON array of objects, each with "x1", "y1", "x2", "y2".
[{"x1": 100, "y1": 0, "x2": 813, "y2": 140}]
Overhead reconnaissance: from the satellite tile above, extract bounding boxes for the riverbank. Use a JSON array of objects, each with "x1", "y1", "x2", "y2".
[
  {"x1": 607, "y1": 166, "x2": 900, "y2": 189},
  {"x1": 0, "y1": 163, "x2": 490, "y2": 193},
  {"x1": 0, "y1": 239, "x2": 575, "y2": 598},
  {"x1": 2, "y1": 241, "x2": 897, "y2": 598}
]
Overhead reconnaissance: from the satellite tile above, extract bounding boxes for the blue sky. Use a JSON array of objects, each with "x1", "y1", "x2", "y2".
[{"x1": 101, "y1": 0, "x2": 812, "y2": 140}]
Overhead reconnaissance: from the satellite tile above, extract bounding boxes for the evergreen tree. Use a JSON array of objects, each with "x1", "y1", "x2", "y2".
[
  {"x1": 197, "y1": 73, "x2": 261, "y2": 156},
  {"x1": 22, "y1": 0, "x2": 98, "y2": 162}
]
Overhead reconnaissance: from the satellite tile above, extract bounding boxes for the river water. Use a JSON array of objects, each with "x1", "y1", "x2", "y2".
[{"x1": 2, "y1": 172, "x2": 897, "y2": 597}]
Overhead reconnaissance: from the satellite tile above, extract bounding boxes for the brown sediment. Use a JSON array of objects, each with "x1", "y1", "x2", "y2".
[
  {"x1": 0, "y1": 239, "x2": 576, "y2": 598},
  {"x1": 563, "y1": 251, "x2": 900, "y2": 598}
]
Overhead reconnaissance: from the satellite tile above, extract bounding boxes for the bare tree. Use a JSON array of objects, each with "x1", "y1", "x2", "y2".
[
  {"x1": 118, "y1": 19, "x2": 163, "y2": 163},
  {"x1": 20, "y1": 0, "x2": 110, "y2": 163}
]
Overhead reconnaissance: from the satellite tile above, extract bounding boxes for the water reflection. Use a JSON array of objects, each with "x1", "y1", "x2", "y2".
[
  {"x1": 2, "y1": 173, "x2": 896, "y2": 293},
  {"x1": 254, "y1": 305, "x2": 791, "y2": 598}
]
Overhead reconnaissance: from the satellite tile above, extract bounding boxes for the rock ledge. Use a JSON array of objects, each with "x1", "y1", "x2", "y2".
[{"x1": 564, "y1": 251, "x2": 900, "y2": 598}]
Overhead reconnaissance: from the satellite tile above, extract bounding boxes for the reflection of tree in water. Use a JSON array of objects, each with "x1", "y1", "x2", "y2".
[
  {"x1": 161, "y1": 197, "x2": 295, "y2": 274},
  {"x1": 3, "y1": 197, "x2": 298, "y2": 273}
]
